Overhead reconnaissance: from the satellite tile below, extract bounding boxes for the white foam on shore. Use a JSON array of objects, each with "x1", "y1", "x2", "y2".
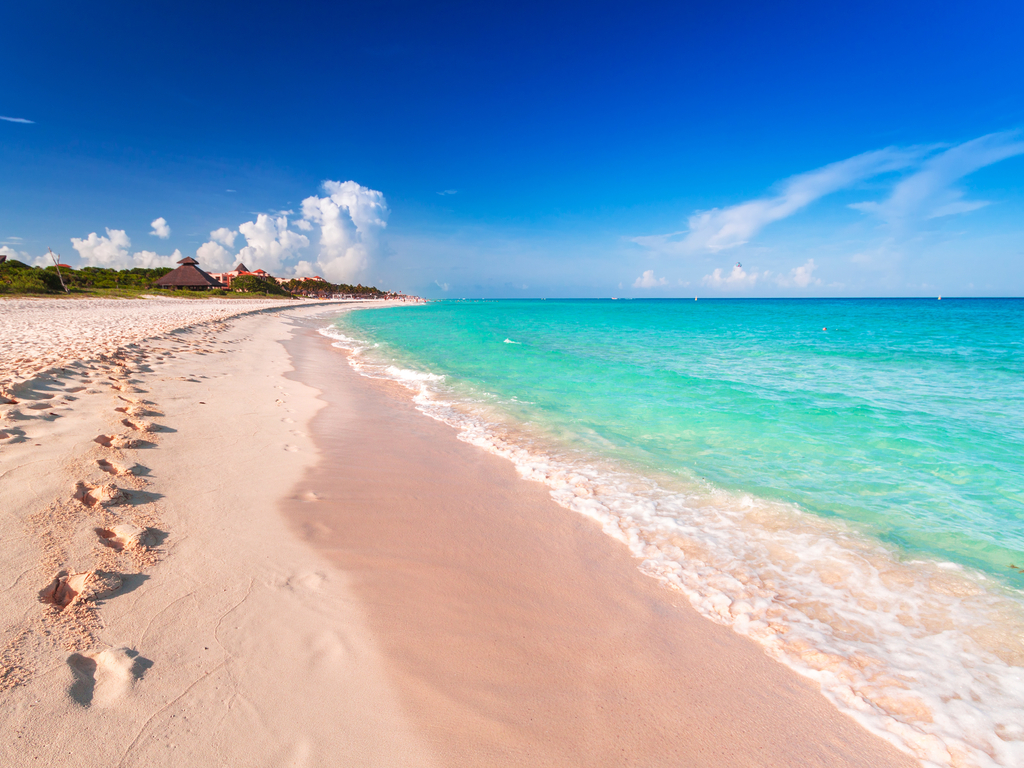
[{"x1": 319, "y1": 324, "x2": 1024, "y2": 768}]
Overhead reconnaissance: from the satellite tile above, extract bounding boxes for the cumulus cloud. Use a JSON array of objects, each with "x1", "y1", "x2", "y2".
[
  {"x1": 850, "y1": 131, "x2": 1024, "y2": 222},
  {"x1": 150, "y1": 217, "x2": 171, "y2": 239},
  {"x1": 235, "y1": 214, "x2": 309, "y2": 273},
  {"x1": 67, "y1": 179, "x2": 388, "y2": 281},
  {"x1": 195, "y1": 241, "x2": 234, "y2": 270},
  {"x1": 775, "y1": 258, "x2": 822, "y2": 288},
  {"x1": 132, "y1": 249, "x2": 182, "y2": 269},
  {"x1": 1, "y1": 245, "x2": 21, "y2": 259},
  {"x1": 192, "y1": 226, "x2": 240, "y2": 269},
  {"x1": 702, "y1": 263, "x2": 763, "y2": 289},
  {"x1": 71, "y1": 229, "x2": 132, "y2": 267},
  {"x1": 71, "y1": 228, "x2": 183, "y2": 269},
  {"x1": 293, "y1": 260, "x2": 319, "y2": 278},
  {"x1": 209, "y1": 227, "x2": 237, "y2": 246},
  {"x1": 301, "y1": 180, "x2": 389, "y2": 283},
  {"x1": 633, "y1": 269, "x2": 668, "y2": 288}
]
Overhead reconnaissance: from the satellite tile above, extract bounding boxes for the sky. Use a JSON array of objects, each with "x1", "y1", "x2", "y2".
[{"x1": 2, "y1": 0, "x2": 1023, "y2": 297}]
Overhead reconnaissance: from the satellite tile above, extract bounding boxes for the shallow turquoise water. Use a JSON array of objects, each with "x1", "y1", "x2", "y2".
[{"x1": 340, "y1": 298, "x2": 1024, "y2": 588}]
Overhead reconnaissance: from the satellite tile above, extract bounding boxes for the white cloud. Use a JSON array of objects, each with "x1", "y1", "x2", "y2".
[
  {"x1": 71, "y1": 228, "x2": 183, "y2": 269},
  {"x1": 688, "y1": 148, "x2": 928, "y2": 251},
  {"x1": 132, "y1": 249, "x2": 182, "y2": 269},
  {"x1": 195, "y1": 241, "x2": 234, "y2": 270},
  {"x1": 235, "y1": 214, "x2": 309, "y2": 273},
  {"x1": 850, "y1": 131, "x2": 1024, "y2": 223},
  {"x1": 702, "y1": 263, "x2": 762, "y2": 289},
  {"x1": 434, "y1": 280, "x2": 450, "y2": 291},
  {"x1": 209, "y1": 227, "x2": 238, "y2": 247},
  {"x1": 293, "y1": 260, "x2": 318, "y2": 278},
  {"x1": 150, "y1": 217, "x2": 171, "y2": 239},
  {"x1": 437, "y1": 189, "x2": 457, "y2": 196},
  {"x1": 0, "y1": 116, "x2": 34, "y2": 124},
  {"x1": 301, "y1": 180, "x2": 389, "y2": 283},
  {"x1": 67, "y1": 179, "x2": 390, "y2": 281},
  {"x1": 71, "y1": 229, "x2": 132, "y2": 267},
  {"x1": 633, "y1": 269, "x2": 668, "y2": 288},
  {"x1": 1, "y1": 245, "x2": 21, "y2": 259},
  {"x1": 775, "y1": 258, "x2": 822, "y2": 288},
  {"x1": 635, "y1": 147, "x2": 925, "y2": 255}
]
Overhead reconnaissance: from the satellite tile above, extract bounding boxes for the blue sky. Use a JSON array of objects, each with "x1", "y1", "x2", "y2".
[{"x1": 2, "y1": 1, "x2": 1023, "y2": 297}]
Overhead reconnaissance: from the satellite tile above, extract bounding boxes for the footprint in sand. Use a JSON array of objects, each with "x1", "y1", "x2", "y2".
[
  {"x1": 284, "y1": 444, "x2": 299, "y2": 452},
  {"x1": 74, "y1": 480, "x2": 128, "y2": 508},
  {"x1": 95, "y1": 433, "x2": 141, "y2": 449},
  {"x1": 116, "y1": 402, "x2": 158, "y2": 417},
  {"x1": 95, "y1": 524, "x2": 153, "y2": 552},
  {"x1": 67, "y1": 647, "x2": 152, "y2": 707},
  {"x1": 121, "y1": 417, "x2": 155, "y2": 432},
  {"x1": 40, "y1": 570, "x2": 124, "y2": 609},
  {"x1": 282, "y1": 417, "x2": 295, "y2": 424},
  {"x1": 97, "y1": 458, "x2": 134, "y2": 476}
]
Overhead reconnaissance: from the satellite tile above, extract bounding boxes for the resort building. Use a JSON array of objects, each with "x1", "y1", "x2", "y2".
[
  {"x1": 207, "y1": 262, "x2": 255, "y2": 289},
  {"x1": 154, "y1": 256, "x2": 224, "y2": 290}
]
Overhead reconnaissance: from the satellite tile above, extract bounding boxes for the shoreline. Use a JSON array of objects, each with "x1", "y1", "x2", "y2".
[
  {"x1": 1, "y1": 299, "x2": 911, "y2": 766},
  {"x1": 282, "y1": 315, "x2": 916, "y2": 767},
  {"x1": 324, "y1": 300, "x2": 1024, "y2": 767}
]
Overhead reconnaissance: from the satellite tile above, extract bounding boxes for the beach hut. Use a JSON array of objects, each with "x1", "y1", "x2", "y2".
[{"x1": 154, "y1": 256, "x2": 224, "y2": 290}]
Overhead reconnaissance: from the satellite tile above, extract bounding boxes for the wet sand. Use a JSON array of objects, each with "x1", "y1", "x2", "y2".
[{"x1": 281, "y1": 322, "x2": 918, "y2": 767}]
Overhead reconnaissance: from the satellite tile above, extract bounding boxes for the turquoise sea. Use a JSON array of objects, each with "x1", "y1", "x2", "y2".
[{"x1": 326, "y1": 298, "x2": 1024, "y2": 767}]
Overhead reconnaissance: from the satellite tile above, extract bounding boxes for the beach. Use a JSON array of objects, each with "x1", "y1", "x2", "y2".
[{"x1": 1, "y1": 297, "x2": 917, "y2": 766}]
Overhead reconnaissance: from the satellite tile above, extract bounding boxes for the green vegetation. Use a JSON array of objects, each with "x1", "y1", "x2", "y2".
[
  {"x1": 228, "y1": 275, "x2": 294, "y2": 298},
  {"x1": 0, "y1": 260, "x2": 176, "y2": 297},
  {"x1": 0, "y1": 260, "x2": 66, "y2": 294},
  {"x1": 0, "y1": 258, "x2": 393, "y2": 300},
  {"x1": 279, "y1": 278, "x2": 388, "y2": 298}
]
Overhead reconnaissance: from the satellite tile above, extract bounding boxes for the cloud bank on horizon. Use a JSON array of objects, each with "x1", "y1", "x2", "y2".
[
  {"x1": 630, "y1": 130, "x2": 1024, "y2": 292},
  {"x1": 67, "y1": 180, "x2": 389, "y2": 283}
]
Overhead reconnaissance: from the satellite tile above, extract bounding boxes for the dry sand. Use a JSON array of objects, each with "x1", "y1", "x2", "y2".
[
  {"x1": 0, "y1": 297, "x2": 918, "y2": 766},
  {"x1": 1, "y1": 298, "x2": 432, "y2": 767}
]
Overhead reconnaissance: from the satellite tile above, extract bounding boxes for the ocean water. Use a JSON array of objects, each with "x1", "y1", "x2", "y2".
[{"x1": 324, "y1": 298, "x2": 1024, "y2": 767}]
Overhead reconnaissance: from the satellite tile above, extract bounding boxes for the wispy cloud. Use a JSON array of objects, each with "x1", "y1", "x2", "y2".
[
  {"x1": 850, "y1": 131, "x2": 1024, "y2": 223},
  {"x1": 0, "y1": 116, "x2": 34, "y2": 124},
  {"x1": 434, "y1": 280, "x2": 450, "y2": 291},
  {"x1": 637, "y1": 147, "x2": 925, "y2": 254},
  {"x1": 633, "y1": 269, "x2": 667, "y2": 288},
  {"x1": 634, "y1": 131, "x2": 1024, "y2": 258},
  {"x1": 437, "y1": 189, "x2": 458, "y2": 196}
]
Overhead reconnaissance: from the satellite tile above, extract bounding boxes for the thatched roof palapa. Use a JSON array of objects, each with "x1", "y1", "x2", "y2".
[{"x1": 155, "y1": 256, "x2": 224, "y2": 289}]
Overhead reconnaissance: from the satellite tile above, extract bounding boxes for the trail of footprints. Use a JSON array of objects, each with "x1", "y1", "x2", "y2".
[{"x1": 0, "y1": 323, "x2": 233, "y2": 702}]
